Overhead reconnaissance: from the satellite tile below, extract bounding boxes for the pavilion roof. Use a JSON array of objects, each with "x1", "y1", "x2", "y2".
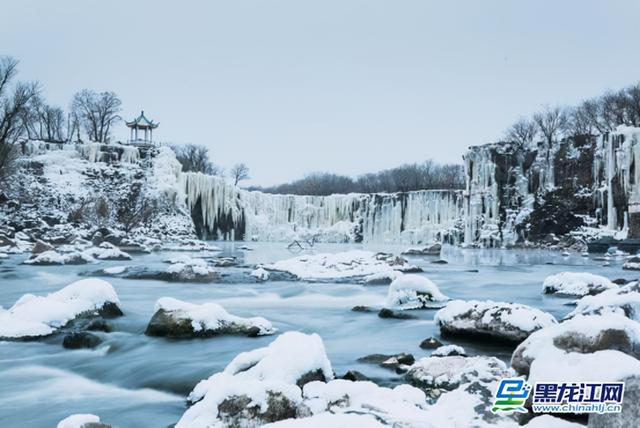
[{"x1": 126, "y1": 110, "x2": 159, "y2": 128}]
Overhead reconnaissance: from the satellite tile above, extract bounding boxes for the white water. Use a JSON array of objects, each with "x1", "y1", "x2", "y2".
[{"x1": 0, "y1": 244, "x2": 632, "y2": 427}]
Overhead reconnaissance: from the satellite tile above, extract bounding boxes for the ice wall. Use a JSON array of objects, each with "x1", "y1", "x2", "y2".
[{"x1": 180, "y1": 172, "x2": 464, "y2": 244}]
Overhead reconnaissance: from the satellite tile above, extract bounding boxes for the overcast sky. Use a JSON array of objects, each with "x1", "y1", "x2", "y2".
[{"x1": 3, "y1": 1, "x2": 640, "y2": 186}]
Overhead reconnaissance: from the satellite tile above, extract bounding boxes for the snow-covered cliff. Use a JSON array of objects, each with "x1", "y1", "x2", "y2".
[{"x1": 464, "y1": 126, "x2": 640, "y2": 247}]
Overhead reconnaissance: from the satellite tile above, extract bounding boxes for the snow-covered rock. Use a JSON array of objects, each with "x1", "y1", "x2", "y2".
[
  {"x1": 263, "y1": 413, "x2": 385, "y2": 428},
  {"x1": 566, "y1": 281, "x2": 640, "y2": 320},
  {"x1": 528, "y1": 350, "x2": 640, "y2": 386},
  {"x1": 434, "y1": 300, "x2": 557, "y2": 343},
  {"x1": 177, "y1": 332, "x2": 334, "y2": 428},
  {"x1": 23, "y1": 249, "x2": 95, "y2": 265},
  {"x1": 511, "y1": 314, "x2": 640, "y2": 375},
  {"x1": 431, "y1": 345, "x2": 466, "y2": 357},
  {"x1": 402, "y1": 243, "x2": 442, "y2": 256},
  {"x1": 405, "y1": 355, "x2": 510, "y2": 391},
  {"x1": 56, "y1": 413, "x2": 107, "y2": 428},
  {"x1": 250, "y1": 267, "x2": 270, "y2": 281},
  {"x1": 542, "y1": 272, "x2": 617, "y2": 296},
  {"x1": 265, "y1": 251, "x2": 418, "y2": 282},
  {"x1": 589, "y1": 375, "x2": 640, "y2": 428},
  {"x1": 127, "y1": 256, "x2": 218, "y2": 282},
  {"x1": 145, "y1": 297, "x2": 275, "y2": 338},
  {"x1": 623, "y1": 256, "x2": 640, "y2": 270},
  {"x1": 0, "y1": 278, "x2": 122, "y2": 340},
  {"x1": 162, "y1": 240, "x2": 221, "y2": 252},
  {"x1": 362, "y1": 270, "x2": 403, "y2": 285},
  {"x1": 84, "y1": 242, "x2": 131, "y2": 260},
  {"x1": 386, "y1": 274, "x2": 449, "y2": 310}
]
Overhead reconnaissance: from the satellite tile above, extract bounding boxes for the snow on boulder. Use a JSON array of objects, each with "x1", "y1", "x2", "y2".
[
  {"x1": 386, "y1": 274, "x2": 449, "y2": 310},
  {"x1": 145, "y1": 297, "x2": 275, "y2": 338},
  {"x1": 434, "y1": 300, "x2": 557, "y2": 343},
  {"x1": 401, "y1": 243, "x2": 441, "y2": 256},
  {"x1": 295, "y1": 380, "x2": 430, "y2": 427},
  {"x1": 23, "y1": 249, "x2": 95, "y2": 265},
  {"x1": 566, "y1": 281, "x2": 640, "y2": 320},
  {"x1": 177, "y1": 332, "x2": 334, "y2": 428},
  {"x1": 162, "y1": 240, "x2": 221, "y2": 252},
  {"x1": 84, "y1": 242, "x2": 131, "y2": 260},
  {"x1": 362, "y1": 270, "x2": 403, "y2": 285},
  {"x1": 250, "y1": 267, "x2": 270, "y2": 281},
  {"x1": 623, "y1": 256, "x2": 640, "y2": 271},
  {"x1": 431, "y1": 344, "x2": 466, "y2": 357},
  {"x1": 263, "y1": 413, "x2": 385, "y2": 428},
  {"x1": 0, "y1": 278, "x2": 122, "y2": 340},
  {"x1": 528, "y1": 350, "x2": 640, "y2": 387},
  {"x1": 405, "y1": 355, "x2": 511, "y2": 391},
  {"x1": 511, "y1": 314, "x2": 640, "y2": 376},
  {"x1": 265, "y1": 250, "x2": 418, "y2": 282},
  {"x1": 126, "y1": 256, "x2": 218, "y2": 282},
  {"x1": 56, "y1": 414, "x2": 107, "y2": 428},
  {"x1": 542, "y1": 272, "x2": 617, "y2": 297}
]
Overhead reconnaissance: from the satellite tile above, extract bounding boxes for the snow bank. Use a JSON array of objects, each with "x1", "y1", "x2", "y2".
[
  {"x1": 511, "y1": 314, "x2": 640, "y2": 375},
  {"x1": 434, "y1": 300, "x2": 557, "y2": 342},
  {"x1": 147, "y1": 297, "x2": 275, "y2": 337},
  {"x1": 56, "y1": 414, "x2": 101, "y2": 428},
  {"x1": 566, "y1": 281, "x2": 640, "y2": 320},
  {"x1": 177, "y1": 332, "x2": 334, "y2": 428},
  {"x1": 0, "y1": 278, "x2": 120, "y2": 339},
  {"x1": 266, "y1": 251, "x2": 416, "y2": 281},
  {"x1": 405, "y1": 355, "x2": 511, "y2": 390},
  {"x1": 386, "y1": 274, "x2": 448, "y2": 309},
  {"x1": 542, "y1": 272, "x2": 617, "y2": 296}
]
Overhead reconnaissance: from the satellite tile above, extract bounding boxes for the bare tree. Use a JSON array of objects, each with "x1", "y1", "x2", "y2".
[
  {"x1": 230, "y1": 163, "x2": 250, "y2": 186},
  {"x1": 625, "y1": 83, "x2": 640, "y2": 126},
  {"x1": 533, "y1": 105, "x2": 568, "y2": 147},
  {"x1": 0, "y1": 56, "x2": 38, "y2": 183},
  {"x1": 505, "y1": 117, "x2": 537, "y2": 146},
  {"x1": 566, "y1": 104, "x2": 595, "y2": 137},
  {"x1": 71, "y1": 89, "x2": 121, "y2": 142},
  {"x1": 23, "y1": 95, "x2": 66, "y2": 142},
  {"x1": 171, "y1": 144, "x2": 222, "y2": 175},
  {"x1": 116, "y1": 182, "x2": 157, "y2": 233}
]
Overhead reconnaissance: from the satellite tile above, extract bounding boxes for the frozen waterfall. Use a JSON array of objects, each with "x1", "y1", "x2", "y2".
[{"x1": 179, "y1": 172, "x2": 464, "y2": 244}]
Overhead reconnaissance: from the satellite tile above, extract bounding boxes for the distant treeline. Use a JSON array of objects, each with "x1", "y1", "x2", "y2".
[{"x1": 248, "y1": 161, "x2": 465, "y2": 196}]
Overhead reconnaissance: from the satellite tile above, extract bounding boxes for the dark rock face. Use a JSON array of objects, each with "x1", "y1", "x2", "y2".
[
  {"x1": 295, "y1": 369, "x2": 327, "y2": 388},
  {"x1": 341, "y1": 370, "x2": 370, "y2": 382},
  {"x1": 123, "y1": 267, "x2": 219, "y2": 283},
  {"x1": 62, "y1": 332, "x2": 102, "y2": 349},
  {"x1": 32, "y1": 240, "x2": 54, "y2": 254},
  {"x1": 378, "y1": 308, "x2": 417, "y2": 319},
  {"x1": 588, "y1": 376, "x2": 640, "y2": 428},
  {"x1": 351, "y1": 305, "x2": 376, "y2": 313},
  {"x1": 419, "y1": 337, "x2": 443, "y2": 349}
]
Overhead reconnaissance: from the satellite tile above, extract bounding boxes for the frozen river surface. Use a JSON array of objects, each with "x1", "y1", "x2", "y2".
[{"x1": 0, "y1": 242, "x2": 632, "y2": 427}]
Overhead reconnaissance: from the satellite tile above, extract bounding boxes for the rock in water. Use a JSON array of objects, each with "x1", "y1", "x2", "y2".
[
  {"x1": 511, "y1": 314, "x2": 640, "y2": 376},
  {"x1": 419, "y1": 337, "x2": 443, "y2": 349},
  {"x1": 32, "y1": 239, "x2": 54, "y2": 254},
  {"x1": 341, "y1": 370, "x2": 370, "y2": 382},
  {"x1": 434, "y1": 300, "x2": 557, "y2": 343},
  {"x1": 386, "y1": 274, "x2": 449, "y2": 310},
  {"x1": 542, "y1": 272, "x2": 617, "y2": 296},
  {"x1": 145, "y1": 297, "x2": 275, "y2": 338},
  {"x1": 405, "y1": 355, "x2": 510, "y2": 391},
  {"x1": 62, "y1": 332, "x2": 102, "y2": 349},
  {"x1": 378, "y1": 308, "x2": 417, "y2": 319},
  {"x1": 565, "y1": 281, "x2": 640, "y2": 321},
  {"x1": 623, "y1": 256, "x2": 640, "y2": 271}
]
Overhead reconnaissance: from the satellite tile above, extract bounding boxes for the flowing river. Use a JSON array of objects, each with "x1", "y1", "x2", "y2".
[{"x1": 0, "y1": 243, "x2": 631, "y2": 427}]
